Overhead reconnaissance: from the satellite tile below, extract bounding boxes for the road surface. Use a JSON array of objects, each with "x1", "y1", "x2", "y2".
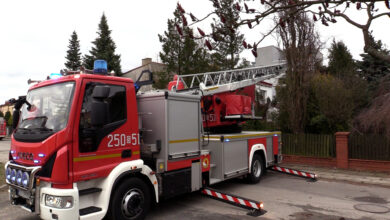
[
  {"x1": 0, "y1": 171, "x2": 389, "y2": 220},
  {"x1": 0, "y1": 138, "x2": 10, "y2": 163}
]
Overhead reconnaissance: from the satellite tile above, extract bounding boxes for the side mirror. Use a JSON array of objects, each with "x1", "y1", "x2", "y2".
[
  {"x1": 90, "y1": 85, "x2": 110, "y2": 127},
  {"x1": 92, "y1": 85, "x2": 110, "y2": 99},
  {"x1": 12, "y1": 110, "x2": 20, "y2": 130}
]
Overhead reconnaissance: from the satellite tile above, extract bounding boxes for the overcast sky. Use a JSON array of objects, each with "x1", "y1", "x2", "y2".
[{"x1": 0, "y1": 0, "x2": 389, "y2": 105}]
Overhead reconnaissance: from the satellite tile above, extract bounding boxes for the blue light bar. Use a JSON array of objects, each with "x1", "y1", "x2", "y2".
[
  {"x1": 93, "y1": 60, "x2": 108, "y2": 75},
  {"x1": 49, "y1": 73, "x2": 62, "y2": 79}
]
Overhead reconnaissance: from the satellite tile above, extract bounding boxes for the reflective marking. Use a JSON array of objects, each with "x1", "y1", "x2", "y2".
[
  {"x1": 208, "y1": 132, "x2": 282, "y2": 140},
  {"x1": 250, "y1": 202, "x2": 257, "y2": 208},
  {"x1": 74, "y1": 153, "x2": 121, "y2": 162},
  {"x1": 238, "y1": 198, "x2": 246, "y2": 206},
  {"x1": 169, "y1": 138, "x2": 199, "y2": 144},
  {"x1": 205, "y1": 86, "x2": 219, "y2": 91}
]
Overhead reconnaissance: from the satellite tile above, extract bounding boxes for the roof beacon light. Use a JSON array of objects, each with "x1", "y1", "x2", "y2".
[
  {"x1": 93, "y1": 60, "x2": 108, "y2": 75},
  {"x1": 49, "y1": 73, "x2": 62, "y2": 79}
]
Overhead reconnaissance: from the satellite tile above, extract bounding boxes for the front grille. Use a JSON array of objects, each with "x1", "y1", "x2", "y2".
[{"x1": 5, "y1": 161, "x2": 41, "y2": 190}]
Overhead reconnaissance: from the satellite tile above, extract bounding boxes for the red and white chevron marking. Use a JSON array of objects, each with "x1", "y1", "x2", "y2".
[
  {"x1": 201, "y1": 188, "x2": 263, "y2": 210},
  {"x1": 271, "y1": 166, "x2": 317, "y2": 179}
]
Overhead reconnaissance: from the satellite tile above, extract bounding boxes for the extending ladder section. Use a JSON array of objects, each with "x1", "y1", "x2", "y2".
[{"x1": 172, "y1": 63, "x2": 286, "y2": 95}]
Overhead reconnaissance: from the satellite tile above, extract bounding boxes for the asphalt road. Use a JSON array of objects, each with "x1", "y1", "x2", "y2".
[
  {"x1": 0, "y1": 138, "x2": 10, "y2": 163},
  {"x1": 0, "y1": 172, "x2": 389, "y2": 220}
]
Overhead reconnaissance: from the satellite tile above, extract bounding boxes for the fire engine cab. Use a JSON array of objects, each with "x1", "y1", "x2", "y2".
[{"x1": 5, "y1": 60, "x2": 285, "y2": 220}]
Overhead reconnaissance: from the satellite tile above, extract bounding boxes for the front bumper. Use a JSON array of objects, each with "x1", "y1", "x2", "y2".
[
  {"x1": 5, "y1": 162, "x2": 80, "y2": 220},
  {"x1": 39, "y1": 184, "x2": 79, "y2": 220}
]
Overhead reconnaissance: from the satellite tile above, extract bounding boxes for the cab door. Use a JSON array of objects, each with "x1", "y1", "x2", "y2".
[{"x1": 72, "y1": 78, "x2": 140, "y2": 182}]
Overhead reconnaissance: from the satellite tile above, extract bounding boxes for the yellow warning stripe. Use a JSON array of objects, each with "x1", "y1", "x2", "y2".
[
  {"x1": 133, "y1": 151, "x2": 140, "y2": 155},
  {"x1": 169, "y1": 138, "x2": 199, "y2": 144},
  {"x1": 74, "y1": 153, "x2": 121, "y2": 162},
  {"x1": 208, "y1": 132, "x2": 281, "y2": 140},
  {"x1": 205, "y1": 86, "x2": 219, "y2": 91}
]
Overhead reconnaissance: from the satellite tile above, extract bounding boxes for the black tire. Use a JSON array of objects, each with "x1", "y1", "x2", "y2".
[
  {"x1": 0, "y1": 137, "x2": 3, "y2": 140},
  {"x1": 107, "y1": 178, "x2": 151, "y2": 220},
  {"x1": 247, "y1": 154, "x2": 265, "y2": 184}
]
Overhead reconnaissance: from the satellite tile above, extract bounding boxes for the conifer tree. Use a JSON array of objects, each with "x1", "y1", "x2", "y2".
[
  {"x1": 84, "y1": 14, "x2": 122, "y2": 75},
  {"x1": 65, "y1": 31, "x2": 82, "y2": 71},
  {"x1": 357, "y1": 35, "x2": 390, "y2": 91},
  {"x1": 209, "y1": 0, "x2": 244, "y2": 70},
  {"x1": 158, "y1": 6, "x2": 212, "y2": 76}
]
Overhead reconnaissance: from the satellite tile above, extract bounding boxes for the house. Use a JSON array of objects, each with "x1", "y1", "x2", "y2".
[
  {"x1": 255, "y1": 45, "x2": 285, "y2": 67},
  {"x1": 0, "y1": 102, "x2": 14, "y2": 116},
  {"x1": 254, "y1": 46, "x2": 286, "y2": 104},
  {"x1": 121, "y1": 58, "x2": 167, "y2": 92}
]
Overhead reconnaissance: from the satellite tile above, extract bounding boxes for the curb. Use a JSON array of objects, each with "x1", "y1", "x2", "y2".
[{"x1": 318, "y1": 176, "x2": 390, "y2": 189}]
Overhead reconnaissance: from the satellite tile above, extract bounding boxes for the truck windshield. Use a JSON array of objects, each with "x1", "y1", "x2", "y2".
[{"x1": 18, "y1": 82, "x2": 75, "y2": 132}]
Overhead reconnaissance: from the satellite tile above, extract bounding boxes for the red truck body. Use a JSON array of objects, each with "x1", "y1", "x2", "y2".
[
  {"x1": 5, "y1": 63, "x2": 284, "y2": 220},
  {"x1": 0, "y1": 117, "x2": 6, "y2": 139}
]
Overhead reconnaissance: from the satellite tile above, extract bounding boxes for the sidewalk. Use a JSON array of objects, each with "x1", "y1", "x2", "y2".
[{"x1": 280, "y1": 162, "x2": 390, "y2": 188}]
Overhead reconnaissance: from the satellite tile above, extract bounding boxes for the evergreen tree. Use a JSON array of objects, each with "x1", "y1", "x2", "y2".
[
  {"x1": 64, "y1": 31, "x2": 82, "y2": 71},
  {"x1": 328, "y1": 40, "x2": 356, "y2": 79},
  {"x1": 357, "y1": 35, "x2": 390, "y2": 92},
  {"x1": 327, "y1": 40, "x2": 368, "y2": 112},
  {"x1": 210, "y1": 0, "x2": 244, "y2": 70},
  {"x1": 159, "y1": 6, "x2": 211, "y2": 76},
  {"x1": 84, "y1": 14, "x2": 122, "y2": 75},
  {"x1": 4, "y1": 111, "x2": 11, "y2": 126}
]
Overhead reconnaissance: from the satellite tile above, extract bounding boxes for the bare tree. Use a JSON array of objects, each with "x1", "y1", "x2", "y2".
[
  {"x1": 355, "y1": 75, "x2": 390, "y2": 137},
  {"x1": 182, "y1": 0, "x2": 390, "y2": 62},
  {"x1": 276, "y1": 7, "x2": 322, "y2": 133}
]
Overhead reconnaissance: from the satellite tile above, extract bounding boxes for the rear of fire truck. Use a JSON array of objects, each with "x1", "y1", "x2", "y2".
[{"x1": 0, "y1": 117, "x2": 6, "y2": 140}]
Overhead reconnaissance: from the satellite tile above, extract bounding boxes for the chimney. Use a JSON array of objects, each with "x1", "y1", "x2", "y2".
[{"x1": 142, "y1": 58, "x2": 152, "y2": 66}]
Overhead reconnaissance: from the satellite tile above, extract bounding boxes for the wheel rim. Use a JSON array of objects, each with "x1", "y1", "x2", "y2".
[
  {"x1": 253, "y1": 160, "x2": 261, "y2": 178},
  {"x1": 121, "y1": 188, "x2": 144, "y2": 219}
]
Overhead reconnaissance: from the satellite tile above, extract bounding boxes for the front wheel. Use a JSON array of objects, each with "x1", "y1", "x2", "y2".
[
  {"x1": 107, "y1": 178, "x2": 151, "y2": 220},
  {"x1": 247, "y1": 154, "x2": 265, "y2": 184}
]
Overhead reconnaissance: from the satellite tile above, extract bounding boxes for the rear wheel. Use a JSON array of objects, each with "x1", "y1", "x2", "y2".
[
  {"x1": 107, "y1": 178, "x2": 151, "y2": 220},
  {"x1": 247, "y1": 154, "x2": 265, "y2": 184}
]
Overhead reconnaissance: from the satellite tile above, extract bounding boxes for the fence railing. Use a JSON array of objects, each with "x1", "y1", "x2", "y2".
[
  {"x1": 282, "y1": 133, "x2": 336, "y2": 158},
  {"x1": 349, "y1": 134, "x2": 390, "y2": 161}
]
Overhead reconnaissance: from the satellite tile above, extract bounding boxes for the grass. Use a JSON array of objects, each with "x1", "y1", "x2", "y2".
[{"x1": 0, "y1": 162, "x2": 4, "y2": 186}]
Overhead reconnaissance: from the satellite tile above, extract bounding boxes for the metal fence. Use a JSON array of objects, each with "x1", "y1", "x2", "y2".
[
  {"x1": 282, "y1": 133, "x2": 336, "y2": 158},
  {"x1": 349, "y1": 133, "x2": 390, "y2": 161}
]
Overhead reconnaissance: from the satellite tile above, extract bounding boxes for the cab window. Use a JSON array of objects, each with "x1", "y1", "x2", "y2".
[{"x1": 79, "y1": 82, "x2": 127, "y2": 153}]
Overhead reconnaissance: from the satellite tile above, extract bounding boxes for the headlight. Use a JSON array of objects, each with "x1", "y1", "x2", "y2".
[
  {"x1": 45, "y1": 194, "x2": 73, "y2": 209},
  {"x1": 16, "y1": 170, "x2": 23, "y2": 185},
  {"x1": 6, "y1": 167, "x2": 12, "y2": 181},
  {"x1": 10, "y1": 169, "x2": 17, "y2": 183},
  {"x1": 22, "y1": 172, "x2": 30, "y2": 187}
]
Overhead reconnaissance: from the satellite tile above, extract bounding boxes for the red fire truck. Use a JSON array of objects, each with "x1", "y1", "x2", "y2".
[
  {"x1": 0, "y1": 117, "x2": 6, "y2": 140},
  {"x1": 5, "y1": 60, "x2": 285, "y2": 220}
]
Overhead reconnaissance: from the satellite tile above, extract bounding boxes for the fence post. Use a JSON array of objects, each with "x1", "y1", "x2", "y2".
[{"x1": 335, "y1": 132, "x2": 350, "y2": 169}]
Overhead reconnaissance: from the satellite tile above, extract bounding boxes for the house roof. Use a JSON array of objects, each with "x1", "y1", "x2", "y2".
[{"x1": 122, "y1": 62, "x2": 166, "y2": 75}]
